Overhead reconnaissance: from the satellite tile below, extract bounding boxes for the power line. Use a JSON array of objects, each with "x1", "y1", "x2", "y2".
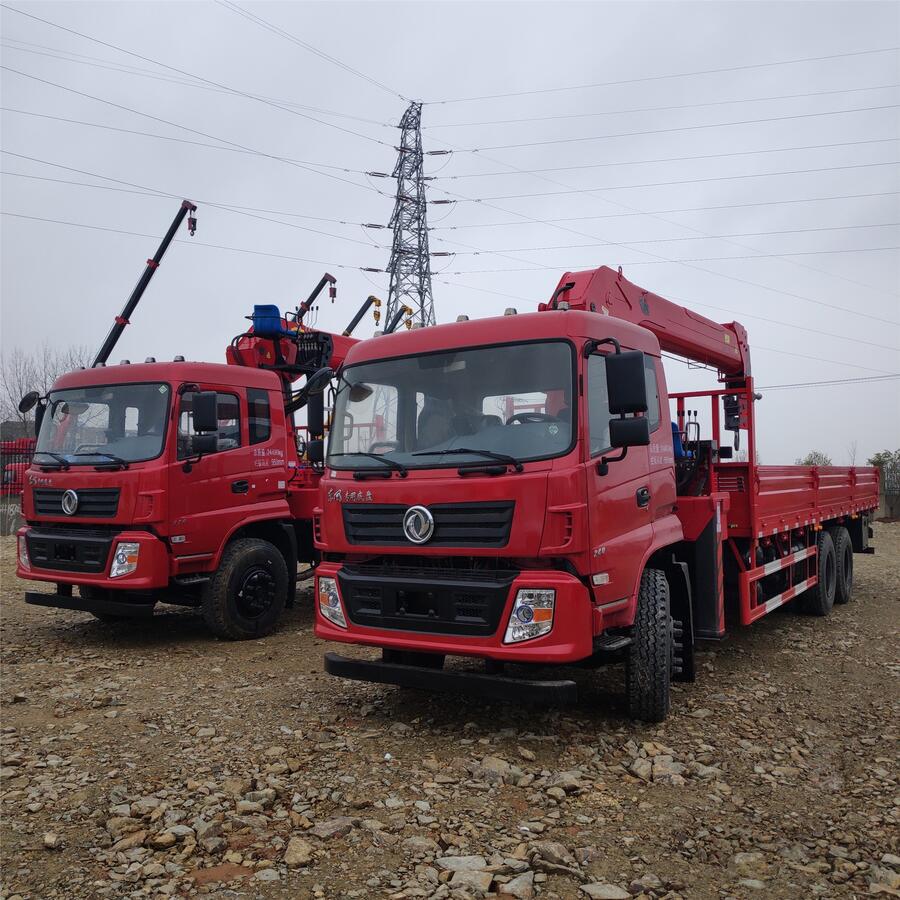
[
  {"x1": 431, "y1": 178, "x2": 900, "y2": 326},
  {"x1": 0, "y1": 168, "x2": 379, "y2": 230},
  {"x1": 1, "y1": 66, "x2": 385, "y2": 196},
  {"x1": 424, "y1": 83, "x2": 900, "y2": 128},
  {"x1": 1, "y1": 107, "x2": 371, "y2": 175},
  {"x1": 430, "y1": 191, "x2": 900, "y2": 230},
  {"x1": 442, "y1": 161, "x2": 899, "y2": 203},
  {"x1": 427, "y1": 120, "x2": 900, "y2": 310},
  {"x1": 1, "y1": 210, "x2": 378, "y2": 271},
  {"x1": 426, "y1": 46, "x2": 900, "y2": 104},
  {"x1": 0, "y1": 37, "x2": 392, "y2": 128},
  {"x1": 451, "y1": 104, "x2": 900, "y2": 153},
  {"x1": 0, "y1": 151, "x2": 390, "y2": 248},
  {"x1": 432, "y1": 138, "x2": 899, "y2": 180},
  {"x1": 215, "y1": 0, "x2": 409, "y2": 103},
  {"x1": 0, "y1": 4, "x2": 395, "y2": 146},
  {"x1": 435, "y1": 222, "x2": 900, "y2": 255},
  {"x1": 756, "y1": 373, "x2": 900, "y2": 390},
  {"x1": 443, "y1": 245, "x2": 900, "y2": 275}
]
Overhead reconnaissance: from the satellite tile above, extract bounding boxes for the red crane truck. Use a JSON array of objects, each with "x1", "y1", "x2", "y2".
[
  {"x1": 14, "y1": 201, "x2": 394, "y2": 639},
  {"x1": 314, "y1": 265, "x2": 879, "y2": 720}
]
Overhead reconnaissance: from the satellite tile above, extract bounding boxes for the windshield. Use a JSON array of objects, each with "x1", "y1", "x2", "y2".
[
  {"x1": 328, "y1": 341, "x2": 574, "y2": 471},
  {"x1": 35, "y1": 382, "x2": 171, "y2": 465}
]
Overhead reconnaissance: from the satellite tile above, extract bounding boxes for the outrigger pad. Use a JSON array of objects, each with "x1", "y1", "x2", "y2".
[{"x1": 324, "y1": 652, "x2": 578, "y2": 706}]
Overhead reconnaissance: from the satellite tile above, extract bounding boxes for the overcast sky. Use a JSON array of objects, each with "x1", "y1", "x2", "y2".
[{"x1": 1, "y1": 0, "x2": 898, "y2": 464}]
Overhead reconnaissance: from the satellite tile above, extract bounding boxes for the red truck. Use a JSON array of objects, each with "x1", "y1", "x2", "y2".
[
  {"x1": 15, "y1": 201, "x2": 394, "y2": 639},
  {"x1": 314, "y1": 266, "x2": 879, "y2": 720}
]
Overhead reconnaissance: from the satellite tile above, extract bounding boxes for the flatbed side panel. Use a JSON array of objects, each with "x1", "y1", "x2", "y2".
[{"x1": 752, "y1": 465, "x2": 878, "y2": 537}]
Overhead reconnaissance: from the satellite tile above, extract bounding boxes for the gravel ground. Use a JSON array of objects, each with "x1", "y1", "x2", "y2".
[{"x1": 1, "y1": 524, "x2": 898, "y2": 900}]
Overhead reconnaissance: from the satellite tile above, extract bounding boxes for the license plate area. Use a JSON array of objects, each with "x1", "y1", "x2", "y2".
[
  {"x1": 396, "y1": 588, "x2": 439, "y2": 620},
  {"x1": 53, "y1": 543, "x2": 77, "y2": 562}
]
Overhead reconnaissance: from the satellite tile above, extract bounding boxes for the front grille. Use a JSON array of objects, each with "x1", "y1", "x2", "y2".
[
  {"x1": 342, "y1": 501, "x2": 514, "y2": 548},
  {"x1": 33, "y1": 488, "x2": 120, "y2": 518},
  {"x1": 26, "y1": 527, "x2": 116, "y2": 573},
  {"x1": 339, "y1": 562, "x2": 517, "y2": 636}
]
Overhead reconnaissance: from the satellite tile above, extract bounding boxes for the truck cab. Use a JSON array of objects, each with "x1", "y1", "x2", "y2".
[
  {"x1": 314, "y1": 308, "x2": 679, "y2": 693},
  {"x1": 17, "y1": 360, "x2": 303, "y2": 638}
]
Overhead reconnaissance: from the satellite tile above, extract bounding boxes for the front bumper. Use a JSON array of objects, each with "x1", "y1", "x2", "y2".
[
  {"x1": 25, "y1": 591, "x2": 155, "y2": 617},
  {"x1": 314, "y1": 563, "x2": 594, "y2": 664},
  {"x1": 324, "y1": 651, "x2": 577, "y2": 705},
  {"x1": 17, "y1": 526, "x2": 170, "y2": 590}
]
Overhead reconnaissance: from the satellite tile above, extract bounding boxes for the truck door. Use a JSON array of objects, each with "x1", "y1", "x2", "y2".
[
  {"x1": 584, "y1": 351, "x2": 653, "y2": 593},
  {"x1": 167, "y1": 386, "x2": 278, "y2": 559}
]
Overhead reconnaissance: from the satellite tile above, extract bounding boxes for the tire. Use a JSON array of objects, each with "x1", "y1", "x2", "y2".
[
  {"x1": 800, "y1": 530, "x2": 836, "y2": 616},
  {"x1": 626, "y1": 568, "x2": 673, "y2": 722},
  {"x1": 830, "y1": 527, "x2": 853, "y2": 604},
  {"x1": 201, "y1": 539, "x2": 288, "y2": 640}
]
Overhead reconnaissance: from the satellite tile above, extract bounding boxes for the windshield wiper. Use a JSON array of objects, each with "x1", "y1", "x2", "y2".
[
  {"x1": 72, "y1": 452, "x2": 129, "y2": 470},
  {"x1": 329, "y1": 452, "x2": 408, "y2": 480},
  {"x1": 34, "y1": 451, "x2": 70, "y2": 470},
  {"x1": 413, "y1": 447, "x2": 524, "y2": 473}
]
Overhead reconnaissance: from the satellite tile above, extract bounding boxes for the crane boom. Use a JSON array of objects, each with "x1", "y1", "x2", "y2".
[{"x1": 545, "y1": 266, "x2": 751, "y2": 379}]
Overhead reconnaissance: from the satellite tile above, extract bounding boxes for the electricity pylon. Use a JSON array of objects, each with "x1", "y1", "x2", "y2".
[{"x1": 384, "y1": 102, "x2": 436, "y2": 329}]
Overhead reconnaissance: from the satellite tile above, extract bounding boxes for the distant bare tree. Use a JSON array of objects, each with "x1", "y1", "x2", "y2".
[
  {"x1": 847, "y1": 440, "x2": 858, "y2": 465},
  {"x1": 0, "y1": 343, "x2": 93, "y2": 429}
]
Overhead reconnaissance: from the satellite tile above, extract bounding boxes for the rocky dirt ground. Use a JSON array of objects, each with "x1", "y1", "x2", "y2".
[{"x1": 1, "y1": 524, "x2": 898, "y2": 900}]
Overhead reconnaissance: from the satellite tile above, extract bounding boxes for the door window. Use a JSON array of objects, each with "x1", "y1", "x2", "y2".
[
  {"x1": 178, "y1": 391, "x2": 242, "y2": 459},
  {"x1": 247, "y1": 388, "x2": 271, "y2": 444},
  {"x1": 587, "y1": 354, "x2": 612, "y2": 456}
]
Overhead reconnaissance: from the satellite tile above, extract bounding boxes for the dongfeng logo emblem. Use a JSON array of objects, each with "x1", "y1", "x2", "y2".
[
  {"x1": 61, "y1": 489, "x2": 79, "y2": 516},
  {"x1": 402, "y1": 505, "x2": 434, "y2": 544}
]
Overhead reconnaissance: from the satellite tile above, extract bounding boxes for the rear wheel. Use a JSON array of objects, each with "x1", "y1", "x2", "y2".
[
  {"x1": 830, "y1": 526, "x2": 853, "y2": 604},
  {"x1": 201, "y1": 539, "x2": 288, "y2": 640},
  {"x1": 626, "y1": 568, "x2": 672, "y2": 722},
  {"x1": 801, "y1": 530, "x2": 836, "y2": 616}
]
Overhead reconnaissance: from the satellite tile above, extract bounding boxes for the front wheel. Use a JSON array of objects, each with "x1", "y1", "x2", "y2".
[
  {"x1": 201, "y1": 539, "x2": 288, "y2": 640},
  {"x1": 625, "y1": 568, "x2": 673, "y2": 722}
]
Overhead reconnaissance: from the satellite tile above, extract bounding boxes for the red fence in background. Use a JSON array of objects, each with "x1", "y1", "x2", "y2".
[{"x1": 1, "y1": 439, "x2": 35, "y2": 498}]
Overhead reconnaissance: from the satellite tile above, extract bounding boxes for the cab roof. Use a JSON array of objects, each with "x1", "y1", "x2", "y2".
[
  {"x1": 52, "y1": 360, "x2": 283, "y2": 392},
  {"x1": 343, "y1": 309, "x2": 661, "y2": 367}
]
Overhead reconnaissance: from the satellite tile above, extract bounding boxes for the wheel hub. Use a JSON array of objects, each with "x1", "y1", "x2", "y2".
[{"x1": 236, "y1": 566, "x2": 276, "y2": 618}]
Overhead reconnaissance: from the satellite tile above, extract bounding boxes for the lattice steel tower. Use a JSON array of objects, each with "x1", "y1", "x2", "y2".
[{"x1": 385, "y1": 102, "x2": 436, "y2": 328}]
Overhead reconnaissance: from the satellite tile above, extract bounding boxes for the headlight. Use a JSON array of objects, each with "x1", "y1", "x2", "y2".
[
  {"x1": 17, "y1": 534, "x2": 30, "y2": 570},
  {"x1": 110, "y1": 542, "x2": 140, "y2": 578},
  {"x1": 318, "y1": 576, "x2": 346, "y2": 628},
  {"x1": 504, "y1": 588, "x2": 555, "y2": 643}
]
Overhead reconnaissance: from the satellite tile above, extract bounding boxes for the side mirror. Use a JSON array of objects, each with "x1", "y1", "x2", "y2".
[
  {"x1": 305, "y1": 366, "x2": 334, "y2": 397},
  {"x1": 609, "y1": 416, "x2": 650, "y2": 449},
  {"x1": 18, "y1": 391, "x2": 41, "y2": 414},
  {"x1": 307, "y1": 438, "x2": 324, "y2": 464},
  {"x1": 192, "y1": 391, "x2": 219, "y2": 433},
  {"x1": 606, "y1": 350, "x2": 648, "y2": 415},
  {"x1": 192, "y1": 433, "x2": 218, "y2": 455}
]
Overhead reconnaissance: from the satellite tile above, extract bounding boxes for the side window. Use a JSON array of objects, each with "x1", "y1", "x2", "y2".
[
  {"x1": 643, "y1": 357, "x2": 661, "y2": 432},
  {"x1": 247, "y1": 388, "x2": 271, "y2": 445},
  {"x1": 177, "y1": 391, "x2": 242, "y2": 459},
  {"x1": 587, "y1": 354, "x2": 612, "y2": 456}
]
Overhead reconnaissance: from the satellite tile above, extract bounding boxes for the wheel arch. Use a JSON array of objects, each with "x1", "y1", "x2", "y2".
[{"x1": 217, "y1": 518, "x2": 298, "y2": 605}]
